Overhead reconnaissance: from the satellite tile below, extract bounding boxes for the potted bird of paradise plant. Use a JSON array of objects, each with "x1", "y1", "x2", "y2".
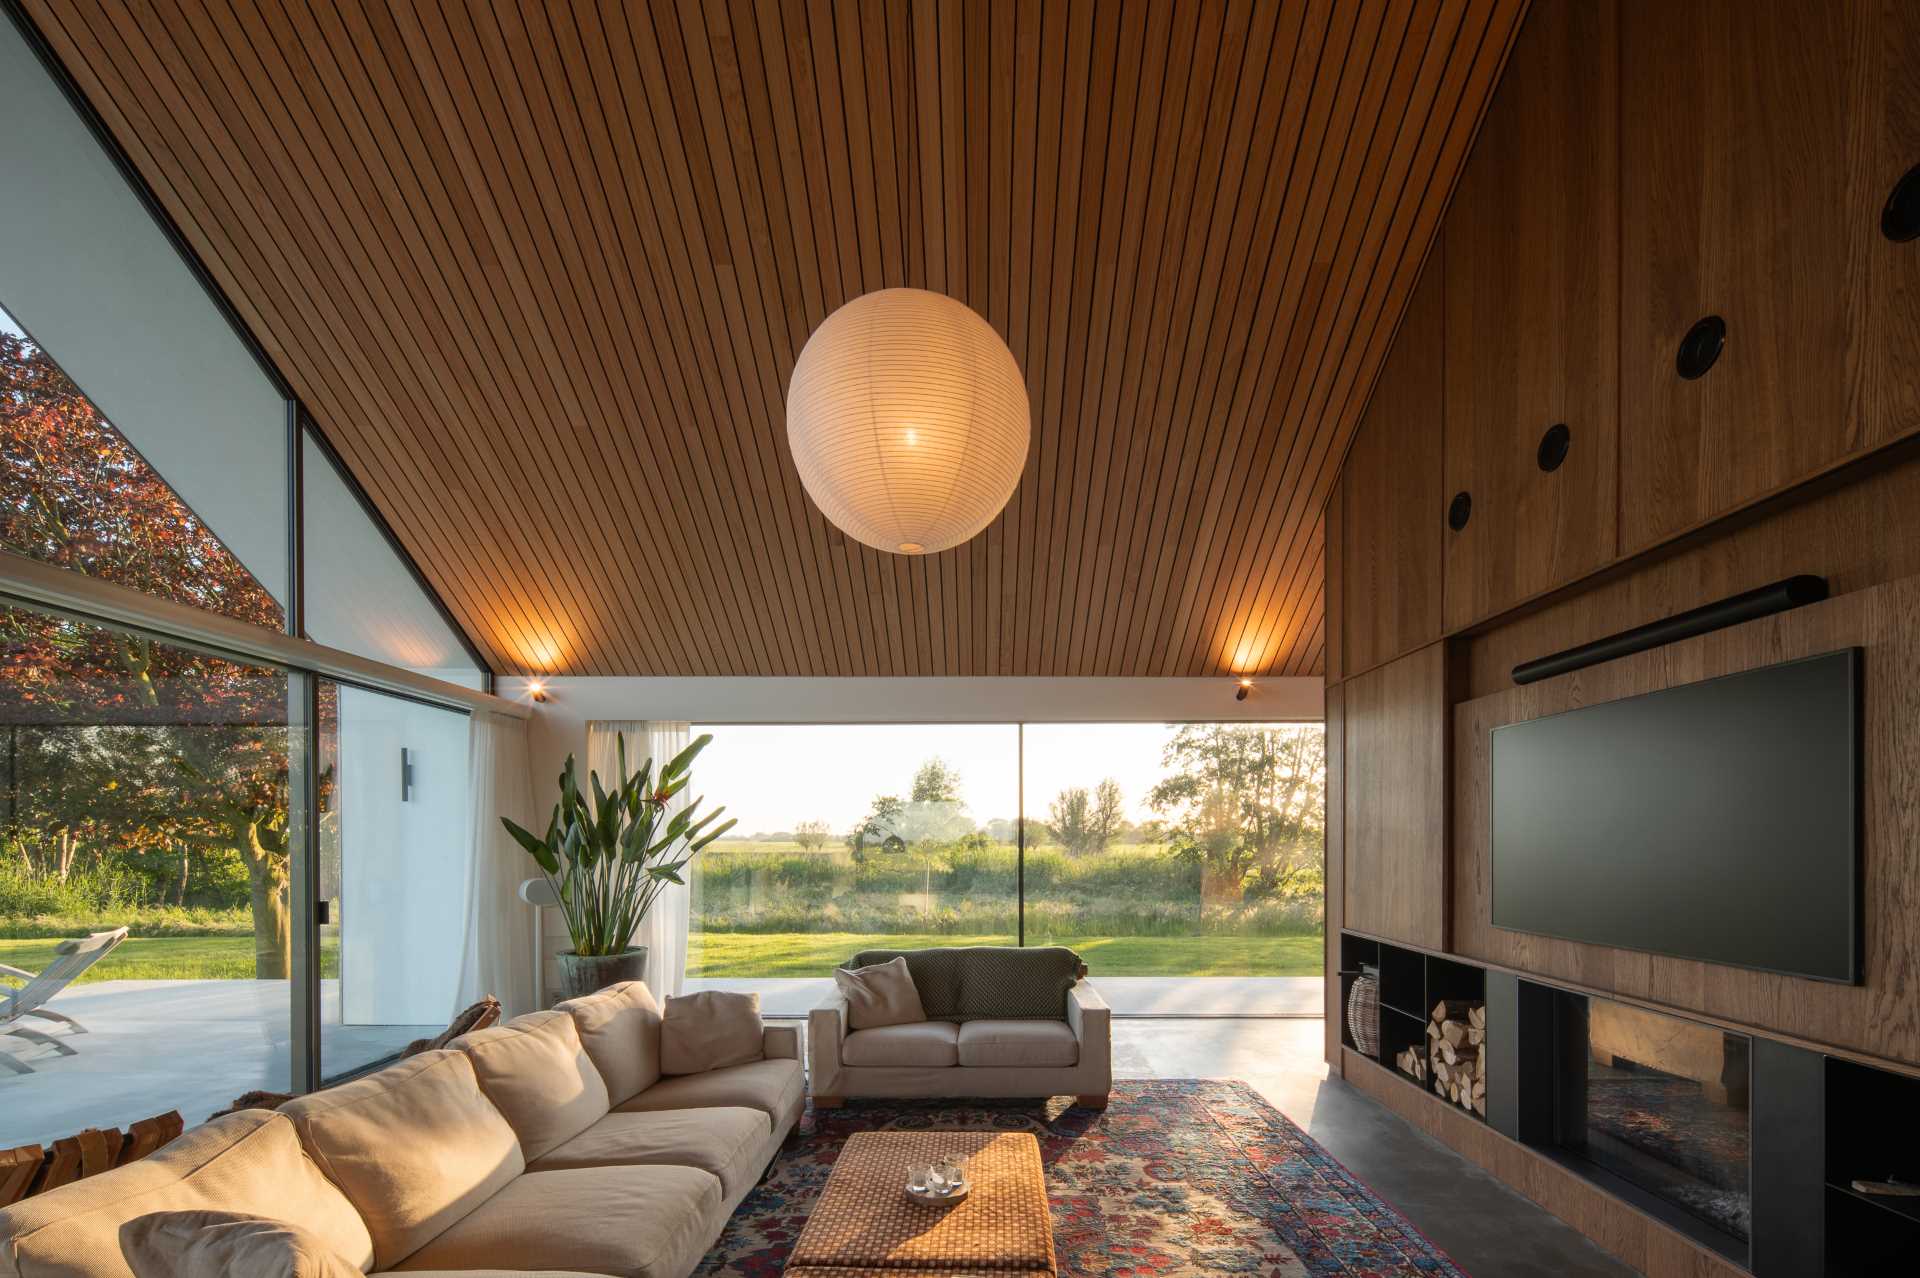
[{"x1": 501, "y1": 732, "x2": 735, "y2": 998}]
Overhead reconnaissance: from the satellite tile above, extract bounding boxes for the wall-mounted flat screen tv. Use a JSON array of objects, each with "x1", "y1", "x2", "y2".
[{"x1": 1491, "y1": 649, "x2": 1860, "y2": 983}]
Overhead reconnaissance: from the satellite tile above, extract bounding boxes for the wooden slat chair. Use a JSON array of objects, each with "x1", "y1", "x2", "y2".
[{"x1": 0, "y1": 927, "x2": 128, "y2": 1074}]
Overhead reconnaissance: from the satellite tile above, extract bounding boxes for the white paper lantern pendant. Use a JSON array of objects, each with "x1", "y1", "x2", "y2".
[{"x1": 787, "y1": 288, "x2": 1030, "y2": 555}]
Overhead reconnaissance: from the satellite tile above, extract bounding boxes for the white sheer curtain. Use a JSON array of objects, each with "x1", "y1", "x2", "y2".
[
  {"x1": 587, "y1": 720, "x2": 693, "y2": 997},
  {"x1": 455, "y1": 711, "x2": 537, "y2": 1018}
]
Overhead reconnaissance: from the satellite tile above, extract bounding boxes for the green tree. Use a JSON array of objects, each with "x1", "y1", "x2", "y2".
[
  {"x1": 1090, "y1": 778, "x2": 1125, "y2": 852},
  {"x1": 1048, "y1": 787, "x2": 1091, "y2": 853},
  {"x1": 1149, "y1": 724, "x2": 1326, "y2": 903},
  {"x1": 909, "y1": 757, "x2": 963, "y2": 805},
  {"x1": 793, "y1": 819, "x2": 830, "y2": 852}
]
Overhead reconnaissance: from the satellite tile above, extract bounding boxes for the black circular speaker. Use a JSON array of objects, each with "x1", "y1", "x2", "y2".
[
  {"x1": 1537, "y1": 423, "x2": 1571, "y2": 473},
  {"x1": 1447, "y1": 491, "x2": 1472, "y2": 532},
  {"x1": 1676, "y1": 315, "x2": 1727, "y2": 380},
  {"x1": 1885, "y1": 163, "x2": 1920, "y2": 243}
]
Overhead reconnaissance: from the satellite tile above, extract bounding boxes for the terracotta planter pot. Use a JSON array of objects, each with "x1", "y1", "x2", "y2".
[{"x1": 555, "y1": 946, "x2": 649, "y2": 1000}]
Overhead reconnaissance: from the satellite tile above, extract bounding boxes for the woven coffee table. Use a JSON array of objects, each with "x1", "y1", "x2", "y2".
[{"x1": 786, "y1": 1130, "x2": 1056, "y2": 1278}]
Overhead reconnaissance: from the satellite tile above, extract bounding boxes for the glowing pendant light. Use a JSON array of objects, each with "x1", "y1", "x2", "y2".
[{"x1": 786, "y1": 288, "x2": 1030, "y2": 555}]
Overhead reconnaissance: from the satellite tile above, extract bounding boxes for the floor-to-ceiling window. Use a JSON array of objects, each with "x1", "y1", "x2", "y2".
[
  {"x1": 1021, "y1": 722, "x2": 1326, "y2": 979},
  {"x1": 0, "y1": 7, "x2": 488, "y2": 1147},
  {"x1": 686, "y1": 721, "x2": 1325, "y2": 1002},
  {"x1": 687, "y1": 724, "x2": 1019, "y2": 978},
  {"x1": 0, "y1": 605, "x2": 302, "y2": 1142}
]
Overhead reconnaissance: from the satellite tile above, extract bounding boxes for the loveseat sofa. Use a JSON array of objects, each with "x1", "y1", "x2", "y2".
[
  {"x1": 808, "y1": 946, "x2": 1111, "y2": 1108},
  {"x1": 0, "y1": 981, "x2": 801, "y2": 1278}
]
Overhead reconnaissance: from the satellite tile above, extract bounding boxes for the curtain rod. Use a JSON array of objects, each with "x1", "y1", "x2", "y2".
[{"x1": 0, "y1": 551, "x2": 530, "y2": 720}]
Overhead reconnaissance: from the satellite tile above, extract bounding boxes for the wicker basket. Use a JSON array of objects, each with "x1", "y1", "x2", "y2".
[{"x1": 1347, "y1": 970, "x2": 1381, "y2": 1056}]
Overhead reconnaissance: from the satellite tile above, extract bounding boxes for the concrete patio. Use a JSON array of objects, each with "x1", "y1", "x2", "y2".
[{"x1": 1, "y1": 979, "x2": 438, "y2": 1149}]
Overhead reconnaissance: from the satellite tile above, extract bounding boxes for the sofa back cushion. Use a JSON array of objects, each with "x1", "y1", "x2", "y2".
[
  {"x1": 556, "y1": 980, "x2": 663, "y2": 1104},
  {"x1": 846, "y1": 946, "x2": 1083, "y2": 1021},
  {"x1": 117, "y1": 1209, "x2": 363, "y2": 1278},
  {"x1": 0, "y1": 1110, "x2": 374, "y2": 1278},
  {"x1": 833, "y1": 955, "x2": 927, "y2": 1030},
  {"x1": 660, "y1": 990, "x2": 763, "y2": 1075},
  {"x1": 280, "y1": 1049, "x2": 524, "y2": 1270},
  {"x1": 453, "y1": 1010, "x2": 610, "y2": 1162}
]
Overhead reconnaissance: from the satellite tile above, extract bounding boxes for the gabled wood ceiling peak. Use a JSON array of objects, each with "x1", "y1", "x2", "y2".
[{"x1": 23, "y1": 0, "x2": 1529, "y2": 676}]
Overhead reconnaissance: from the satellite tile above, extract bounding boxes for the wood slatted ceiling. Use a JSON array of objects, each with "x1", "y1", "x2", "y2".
[{"x1": 21, "y1": 0, "x2": 1527, "y2": 677}]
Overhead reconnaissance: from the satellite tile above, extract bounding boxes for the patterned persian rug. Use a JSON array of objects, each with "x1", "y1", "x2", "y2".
[{"x1": 695, "y1": 1079, "x2": 1470, "y2": 1276}]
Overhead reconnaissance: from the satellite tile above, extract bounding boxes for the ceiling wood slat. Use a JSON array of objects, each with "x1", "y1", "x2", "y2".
[{"x1": 19, "y1": 0, "x2": 1529, "y2": 677}]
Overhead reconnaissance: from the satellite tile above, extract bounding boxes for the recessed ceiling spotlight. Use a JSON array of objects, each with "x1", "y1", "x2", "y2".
[
  {"x1": 526, "y1": 679, "x2": 550, "y2": 703},
  {"x1": 1235, "y1": 678, "x2": 1253, "y2": 702}
]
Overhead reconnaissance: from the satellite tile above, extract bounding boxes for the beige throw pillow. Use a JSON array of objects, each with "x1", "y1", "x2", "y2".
[
  {"x1": 660, "y1": 989, "x2": 764, "y2": 1075},
  {"x1": 120, "y1": 1210, "x2": 361, "y2": 1278},
  {"x1": 834, "y1": 955, "x2": 928, "y2": 1030}
]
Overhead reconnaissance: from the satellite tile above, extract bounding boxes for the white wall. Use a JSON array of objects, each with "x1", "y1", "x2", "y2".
[
  {"x1": 505, "y1": 675, "x2": 1325, "y2": 789},
  {"x1": 337, "y1": 687, "x2": 472, "y2": 1025}
]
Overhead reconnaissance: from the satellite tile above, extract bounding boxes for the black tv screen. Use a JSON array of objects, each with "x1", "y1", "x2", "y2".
[{"x1": 1491, "y1": 649, "x2": 1860, "y2": 983}]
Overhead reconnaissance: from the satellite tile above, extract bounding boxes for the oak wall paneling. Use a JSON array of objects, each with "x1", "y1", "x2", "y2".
[
  {"x1": 1339, "y1": 253, "x2": 1445, "y2": 678},
  {"x1": 1454, "y1": 573, "x2": 1920, "y2": 1067},
  {"x1": 1323, "y1": 680, "x2": 1345, "y2": 1070},
  {"x1": 1441, "y1": 0, "x2": 1618, "y2": 630},
  {"x1": 1342, "y1": 641, "x2": 1447, "y2": 951},
  {"x1": 1342, "y1": 1049, "x2": 1747, "y2": 1278},
  {"x1": 1618, "y1": 0, "x2": 1920, "y2": 555},
  {"x1": 1323, "y1": 486, "x2": 1344, "y2": 686}
]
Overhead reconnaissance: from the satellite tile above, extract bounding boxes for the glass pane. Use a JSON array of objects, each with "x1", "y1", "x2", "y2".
[
  {"x1": 318, "y1": 681, "x2": 471, "y2": 1081},
  {"x1": 0, "y1": 303, "x2": 283, "y2": 628},
  {"x1": 0, "y1": 604, "x2": 296, "y2": 1144},
  {"x1": 1021, "y1": 723, "x2": 1326, "y2": 1003},
  {"x1": 301, "y1": 431, "x2": 484, "y2": 686},
  {"x1": 0, "y1": 17, "x2": 290, "y2": 614},
  {"x1": 686, "y1": 725, "x2": 1019, "y2": 992}
]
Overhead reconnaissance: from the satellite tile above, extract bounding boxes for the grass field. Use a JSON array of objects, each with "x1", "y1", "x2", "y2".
[
  {"x1": 1, "y1": 931, "x2": 1321, "y2": 983},
  {"x1": 687, "y1": 931, "x2": 1324, "y2": 977},
  {"x1": 0, "y1": 935, "x2": 339, "y2": 983}
]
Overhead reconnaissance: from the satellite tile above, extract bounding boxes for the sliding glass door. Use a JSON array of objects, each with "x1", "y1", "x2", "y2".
[{"x1": 317, "y1": 683, "x2": 471, "y2": 1082}]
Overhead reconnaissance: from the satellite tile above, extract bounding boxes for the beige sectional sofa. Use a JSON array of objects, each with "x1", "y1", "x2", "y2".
[
  {"x1": 0, "y1": 982, "x2": 801, "y2": 1278},
  {"x1": 809, "y1": 947, "x2": 1111, "y2": 1107}
]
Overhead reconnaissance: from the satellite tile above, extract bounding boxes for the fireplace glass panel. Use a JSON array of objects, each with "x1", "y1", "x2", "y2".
[{"x1": 1562, "y1": 997, "x2": 1752, "y2": 1245}]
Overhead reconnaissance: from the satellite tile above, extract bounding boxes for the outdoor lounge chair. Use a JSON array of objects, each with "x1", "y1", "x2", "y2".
[{"x1": 0, "y1": 927, "x2": 128, "y2": 1074}]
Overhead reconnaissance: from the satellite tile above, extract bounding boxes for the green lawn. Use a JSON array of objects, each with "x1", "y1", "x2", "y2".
[
  {"x1": 688, "y1": 931, "x2": 1324, "y2": 978},
  {"x1": 0, "y1": 935, "x2": 338, "y2": 983}
]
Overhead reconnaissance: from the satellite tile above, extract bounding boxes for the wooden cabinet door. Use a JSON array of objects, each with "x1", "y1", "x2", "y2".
[
  {"x1": 1340, "y1": 253, "x2": 1444, "y2": 677},
  {"x1": 1441, "y1": 0, "x2": 1618, "y2": 631},
  {"x1": 1343, "y1": 642, "x2": 1447, "y2": 951},
  {"x1": 1619, "y1": 1, "x2": 1920, "y2": 553}
]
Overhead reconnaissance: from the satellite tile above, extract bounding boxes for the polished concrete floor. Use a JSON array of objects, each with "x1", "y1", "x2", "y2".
[{"x1": 1113, "y1": 1018, "x2": 1641, "y2": 1278}]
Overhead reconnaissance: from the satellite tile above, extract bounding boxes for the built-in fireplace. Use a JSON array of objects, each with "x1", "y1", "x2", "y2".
[{"x1": 1534, "y1": 990, "x2": 1752, "y2": 1262}]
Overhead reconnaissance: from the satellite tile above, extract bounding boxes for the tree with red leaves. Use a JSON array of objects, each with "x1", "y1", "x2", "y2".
[{"x1": 1, "y1": 324, "x2": 299, "y2": 976}]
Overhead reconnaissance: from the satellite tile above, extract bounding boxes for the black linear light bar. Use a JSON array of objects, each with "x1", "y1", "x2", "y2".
[{"x1": 1512, "y1": 575, "x2": 1830, "y2": 686}]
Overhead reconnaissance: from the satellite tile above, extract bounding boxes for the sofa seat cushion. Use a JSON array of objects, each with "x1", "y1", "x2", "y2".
[
  {"x1": 0, "y1": 1111, "x2": 375, "y2": 1278},
  {"x1": 529, "y1": 1106, "x2": 771, "y2": 1199},
  {"x1": 957, "y1": 1018, "x2": 1079, "y2": 1068},
  {"x1": 453, "y1": 1009, "x2": 610, "y2": 1162},
  {"x1": 614, "y1": 1057, "x2": 804, "y2": 1128},
  {"x1": 280, "y1": 1050, "x2": 524, "y2": 1270},
  {"x1": 392, "y1": 1166, "x2": 721, "y2": 1278},
  {"x1": 842, "y1": 1021, "x2": 960, "y2": 1068},
  {"x1": 556, "y1": 981, "x2": 664, "y2": 1105}
]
